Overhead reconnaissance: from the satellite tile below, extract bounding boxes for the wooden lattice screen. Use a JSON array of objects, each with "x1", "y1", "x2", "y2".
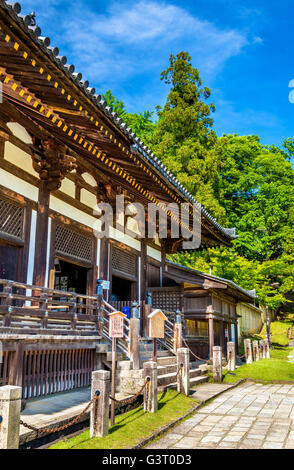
[
  {"x1": 55, "y1": 224, "x2": 93, "y2": 263},
  {"x1": 0, "y1": 197, "x2": 24, "y2": 241},
  {"x1": 112, "y1": 246, "x2": 137, "y2": 276},
  {"x1": 151, "y1": 288, "x2": 181, "y2": 312},
  {"x1": 22, "y1": 348, "x2": 95, "y2": 399}
]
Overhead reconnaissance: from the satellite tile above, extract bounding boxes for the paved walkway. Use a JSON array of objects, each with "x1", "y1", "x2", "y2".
[{"x1": 147, "y1": 382, "x2": 294, "y2": 449}]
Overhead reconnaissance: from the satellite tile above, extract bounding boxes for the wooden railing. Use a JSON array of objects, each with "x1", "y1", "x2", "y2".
[
  {"x1": 0, "y1": 279, "x2": 101, "y2": 336},
  {"x1": 101, "y1": 299, "x2": 130, "y2": 356},
  {"x1": 157, "y1": 310, "x2": 176, "y2": 354}
]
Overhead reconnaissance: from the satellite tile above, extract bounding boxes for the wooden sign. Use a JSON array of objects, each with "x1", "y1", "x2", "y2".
[
  {"x1": 148, "y1": 309, "x2": 168, "y2": 338},
  {"x1": 109, "y1": 311, "x2": 126, "y2": 338}
]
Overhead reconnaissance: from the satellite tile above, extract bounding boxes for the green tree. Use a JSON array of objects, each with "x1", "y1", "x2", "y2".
[
  {"x1": 151, "y1": 52, "x2": 224, "y2": 220},
  {"x1": 102, "y1": 90, "x2": 127, "y2": 119}
]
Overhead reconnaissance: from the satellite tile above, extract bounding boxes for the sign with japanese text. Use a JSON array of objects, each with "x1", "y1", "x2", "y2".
[{"x1": 109, "y1": 311, "x2": 126, "y2": 338}]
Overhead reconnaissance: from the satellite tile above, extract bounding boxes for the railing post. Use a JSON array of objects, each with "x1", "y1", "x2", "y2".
[
  {"x1": 263, "y1": 338, "x2": 270, "y2": 359},
  {"x1": 260, "y1": 339, "x2": 265, "y2": 359},
  {"x1": 213, "y1": 346, "x2": 222, "y2": 383},
  {"x1": 3, "y1": 283, "x2": 12, "y2": 327},
  {"x1": 39, "y1": 292, "x2": 49, "y2": 329},
  {"x1": 143, "y1": 361, "x2": 157, "y2": 413},
  {"x1": 227, "y1": 341, "x2": 236, "y2": 371},
  {"x1": 90, "y1": 370, "x2": 110, "y2": 438},
  {"x1": 173, "y1": 310, "x2": 183, "y2": 354},
  {"x1": 143, "y1": 293, "x2": 152, "y2": 337},
  {"x1": 252, "y1": 340, "x2": 260, "y2": 361},
  {"x1": 177, "y1": 348, "x2": 190, "y2": 396},
  {"x1": 69, "y1": 295, "x2": 77, "y2": 330},
  {"x1": 244, "y1": 339, "x2": 253, "y2": 364},
  {"x1": 0, "y1": 385, "x2": 22, "y2": 449},
  {"x1": 130, "y1": 302, "x2": 140, "y2": 370}
]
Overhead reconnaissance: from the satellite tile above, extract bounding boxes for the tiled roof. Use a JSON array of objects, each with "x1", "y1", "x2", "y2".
[
  {"x1": 1, "y1": 1, "x2": 237, "y2": 240},
  {"x1": 167, "y1": 260, "x2": 257, "y2": 300}
]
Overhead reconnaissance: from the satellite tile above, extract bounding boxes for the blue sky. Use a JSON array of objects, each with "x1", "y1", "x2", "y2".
[{"x1": 17, "y1": 0, "x2": 294, "y2": 147}]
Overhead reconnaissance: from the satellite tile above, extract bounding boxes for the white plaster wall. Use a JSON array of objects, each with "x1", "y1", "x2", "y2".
[
  {"x1": 147, "y1": 245, "x2": 162, "y2": 262},
  {"x1": 80, "y1": 188, "x2": 97, "y2": 208},
  {"x1": 50, "y1": 195, "x2": 98, "y2": 229},
  {"x1": 4, "y1": 141, "x2": 39, "y2": 177},
  {"x1": 59, "y1": 178, "x2": 76, "y2": 198},
  {"x1": 0, "y1": 168, "x2": 38, "y2": 201}
]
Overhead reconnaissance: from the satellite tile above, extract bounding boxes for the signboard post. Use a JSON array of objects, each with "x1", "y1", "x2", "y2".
[
  {"x1": 108, "y1": 311, "x2": 126, "y2": 426},
  {"x1": 148, "y1": 309, "x2": 168, "y2": 362}
]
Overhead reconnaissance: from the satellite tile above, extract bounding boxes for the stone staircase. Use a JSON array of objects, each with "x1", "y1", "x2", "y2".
[{"x1": 157, "y1": 355, "x2": 209, "y2": 391}]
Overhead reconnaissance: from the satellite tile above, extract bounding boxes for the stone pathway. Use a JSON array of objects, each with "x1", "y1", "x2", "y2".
[{"x1": 147, "y1": 382, "x2": 294, "y2": 449}]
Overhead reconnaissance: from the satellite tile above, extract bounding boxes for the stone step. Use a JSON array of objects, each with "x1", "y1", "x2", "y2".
[
  {"x1": 157, "y1": 367, "x2": 204, "y2": 386},
  {"x1": 157, "y1": 356, "x2": 177, "y2": 366},
  {"x1": 158, "y1": 374, "x2": 209, "y2": 391}
]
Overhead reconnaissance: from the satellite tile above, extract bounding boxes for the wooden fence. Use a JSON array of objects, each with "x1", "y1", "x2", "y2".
[{"x1": 22, "y1": 348, "x2": 95, "y2": 399}]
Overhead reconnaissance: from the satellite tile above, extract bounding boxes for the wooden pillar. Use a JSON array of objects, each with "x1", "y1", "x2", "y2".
[
  {"x1": 99, "y1": 238, "x2": 109, "y2": 280},
  {"x1": 209, "y1": 317, "x2": 214, "y2": 359},
  {"x1": 228, "y1": 323, "x2": 232, "y2": 341},
  {"x1": 140, "y1": 239, "x2": 147, "y2": 335},
  {"x1": 234, "y1": 322, "x2": 239, "y2": 354},
  {"x1": 160, "y1": 242, "x2": 166, "y2": 287},
  {"x1": 33, "y1": 182, "x2": 50, "y2": 286},
  {"x1": 219, "y1": 321, "x2": 224, "y2": 355},
  {"x1": 8, "y1": 341, "x2": 24, "y2": 389}
]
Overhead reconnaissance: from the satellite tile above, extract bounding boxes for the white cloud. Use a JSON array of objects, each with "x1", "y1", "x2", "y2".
[{"x1": 18, "y1": 0, "x2": 249, "y2": 89}]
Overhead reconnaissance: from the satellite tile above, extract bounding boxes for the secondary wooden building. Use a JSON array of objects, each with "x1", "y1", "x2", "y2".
[{"x1": 149, "y1": 261, "x2": 258, "y2": 359}]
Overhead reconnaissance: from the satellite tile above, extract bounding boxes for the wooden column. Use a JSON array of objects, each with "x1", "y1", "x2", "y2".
[
  {"x1": 234, "y1": 322, "x2": 239, "y2": 354},
  {"x1": 209, "y1": 317, "x2": 214, "y2": 359},
  {"x1": 33, "y1": 182, "x2": 50, "y2": 286},
  {"x1": 140, "y1": 239, "x2": 147, "y2": 335},
  {"x1": 228, "y1": 322, "x2": 232, "y2": 341},
  {"x1": 99, "y1": 238, "x2": 109, "y2": 281},
  {"x1": 160, "y1": 242, "x2": 166, "y2": 287},
  {"x1": 219, "y1": 320, "x2": 224, "y2": 355}
]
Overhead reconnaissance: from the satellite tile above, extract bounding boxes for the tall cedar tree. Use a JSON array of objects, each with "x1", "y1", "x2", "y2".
[{"x1": 151, "y1": 52, "x2": 225, "y2": 221}]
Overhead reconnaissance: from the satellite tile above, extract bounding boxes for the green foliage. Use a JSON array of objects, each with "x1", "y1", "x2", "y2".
[
  {"x1": 102, "y1": 90, "x2": 127, "y2": 119},
  {"x1": 124, "y1": 110, "x2": 155, "y2": 144}
]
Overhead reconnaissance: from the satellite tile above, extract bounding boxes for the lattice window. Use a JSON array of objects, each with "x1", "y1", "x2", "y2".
[
  {"x1": 55, "y1": 224, "x2": 93, "y2": 263},
  {"x1": 112, "y1": 246, "x2": 137, "y2": 276},
  {"x1": 0, "y1": 198, "x2": 24, "y2": 241},
  {"x1": 152, "y1": 290, "x2": 181, "y2": 312}
]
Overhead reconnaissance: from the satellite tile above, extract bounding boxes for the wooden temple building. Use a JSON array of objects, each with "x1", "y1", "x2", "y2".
[{"x1": 0, "y1": 1, "x2": 257, "y2": 400}]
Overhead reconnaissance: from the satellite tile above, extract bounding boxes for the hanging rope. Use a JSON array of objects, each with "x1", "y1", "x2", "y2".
[
  {"x1": 20, "y1": 394, "x2": 99, "y2": 435},
  {"x1": 109, "y1": 378, "x2": 149, "y2": 404},
  {"x1": 182, "y1": 337, "x2": 208, "y2": 362}
]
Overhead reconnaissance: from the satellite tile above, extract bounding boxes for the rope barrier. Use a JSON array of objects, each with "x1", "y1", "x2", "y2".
[
  {"x1": 109, "y1": 378, "x2": 149, "y2": 405},
  {"x1": 182, "y1": 337, "x2": 208, "y2": 362},
  {"x1": 20, "y1": 395, "x2": 99, "y2": 435},
  {"x1": 163, "y1": 364, "x2": 183, "y2": 386}
]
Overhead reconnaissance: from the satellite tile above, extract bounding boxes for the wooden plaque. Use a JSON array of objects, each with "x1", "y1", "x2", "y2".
[
  {"x1": 109, "y1": 311, "x2": 126, "y2": 338},
  {"x1": 148, "y1": 309, "x2": 168, "y2": 339}
]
